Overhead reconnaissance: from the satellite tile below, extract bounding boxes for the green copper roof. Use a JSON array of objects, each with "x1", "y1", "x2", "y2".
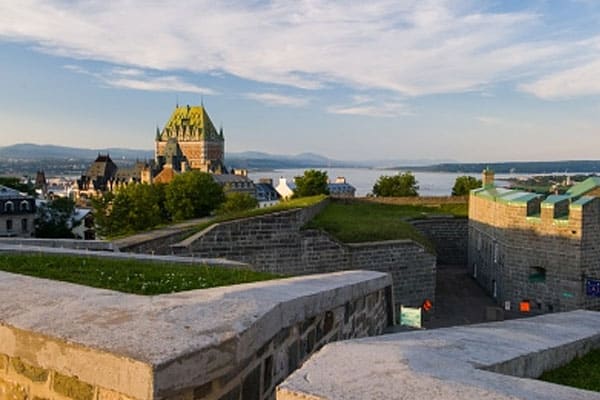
[
  {"x1": 566, "y1": 177, "x2": 600, "y2": 198},
  {"x1": 473, "y1": 187, "x2": 542, "y2": 205},
  {"x1": 160, "y1": 105, "x2": 222, "y2": 141},
  {"x1": 571, "y1": 196, "x2": 595, "y2": 208},
  {"x1": 541, "y1": 194, "x2": 571, "y2": 207}
]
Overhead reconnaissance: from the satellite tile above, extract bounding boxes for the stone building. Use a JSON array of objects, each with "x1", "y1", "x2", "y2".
[
  {"x1": 155, "y1": 104, "x2": 225, "y2": 174},
  {"x1": 468, "y1": 170, "x2": 600, "y2": 313},
  {"x1": 0, "y1": 185, "x2": 36, "y2": 237}
]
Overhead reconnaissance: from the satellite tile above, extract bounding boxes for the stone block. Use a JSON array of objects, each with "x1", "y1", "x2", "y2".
[
  {"x1": 0, "y1": 377, "x2": 28, "y2": 400},
  {"x1": 10, "y1": 357, "x2": 49, "y2": 383},
  {"x1": 53, "y1": 372, "x2": 95, "y2": 400}
]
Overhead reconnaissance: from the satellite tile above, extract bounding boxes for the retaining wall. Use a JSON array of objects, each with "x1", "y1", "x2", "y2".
[
  {"x1": 410, "y1": 217, "x2": 468, "y2": 265},
  {"x1": 0, "y1": 269, "x2": 392, "y2": 400},
  {"x1": 172, "y1": 202, "x2": 435, "y2": 307},
  {"x1": 0, "y1": 237, "x2": 117, "y2": 251}
]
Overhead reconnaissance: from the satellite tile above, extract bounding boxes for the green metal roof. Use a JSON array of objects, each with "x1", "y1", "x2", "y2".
[
  {"x1": 541, "y1": 194, "x2": 571, "y2": 207},
  {"x1": 566, "y1": 177, "x2": 600, "y2": 198},
  {"x1": 473, "y1": 187, "x2": 542, "y2": 205},
  {"x1": 571, "y1": 196, "x2": 595, "y2": 208}
]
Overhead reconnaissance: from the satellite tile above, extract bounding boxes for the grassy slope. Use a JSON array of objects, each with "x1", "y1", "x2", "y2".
[
  {"x1": 305, "y1": 200, "x2": 467, "y2": 248},
  {"x1": 539, "y1": 349, "x2": 600, "y2": 392},
  {"x1": 0, "y1": 254, "x2": 278, "y2": 295}
]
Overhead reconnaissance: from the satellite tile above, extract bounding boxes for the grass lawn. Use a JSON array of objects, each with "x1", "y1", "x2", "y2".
[
  {"x1": 539, "y1": 349, "x2": 600, "y2": 392},
  {"x1": 0, "y1": 253, "x2": 279, "y2": 295},
  {"x1": 305, "y1": 200, "x2": 467, "y2": 247}
]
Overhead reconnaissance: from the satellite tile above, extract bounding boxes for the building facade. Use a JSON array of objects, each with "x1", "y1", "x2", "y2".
[
  {"x1": 468, "y1": 171, "x2": 600, "y2": 313},
  {"x1": 155, "y1": 105, "x2": 225, "y2": 174},
  {"x1": 0, "y1": 186, "x2": 36, "y2": 237}
]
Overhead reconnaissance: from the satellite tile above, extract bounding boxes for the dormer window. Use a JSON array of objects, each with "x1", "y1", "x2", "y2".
[
  {"x1": 4, "y1": 201, "x2": 14, "y2": 213},
  {"x1": 20, "y1": 200, "x2": 29, "y2": 211}
]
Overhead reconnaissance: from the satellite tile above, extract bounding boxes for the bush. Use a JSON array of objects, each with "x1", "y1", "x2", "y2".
[
  {"x1": 372, "y1": 172, "x2": 419, "y2": 197},
  {"x1": 452, "y1": 176, "x2": 482, "y2": 196},
  {"x1": 165, "y1": 171, "x2": 225, "y2": 220},
  {"x1": 218, "y1": 192, "x2": 258, "y2": 215},
  {"x1": 293, "y1": 169, "x2": 329, "y2": 198}
]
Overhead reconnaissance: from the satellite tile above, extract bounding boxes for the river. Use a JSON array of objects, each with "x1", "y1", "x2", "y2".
[{"x1": 248, "y1": 168, "x2": 542, "y2": 197}]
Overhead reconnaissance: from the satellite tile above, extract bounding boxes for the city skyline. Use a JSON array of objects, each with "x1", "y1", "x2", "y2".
[{"x1": 2, "y1": 1, "x2": 600, "y2": 162}]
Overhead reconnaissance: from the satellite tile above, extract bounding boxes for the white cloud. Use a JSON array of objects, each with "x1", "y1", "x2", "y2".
[
  {"x1": 475, "y1": 116, "x2": 502, "y2": 126},
  {"x1": 244, "y1": 92, "x2": 309, "y2": 107},
  {"x1": 520, "y1": 59, "x2": 600, "y2": 100},
  {"x1": 0, "y1": 1, "x2": 573, "y2": 97},
  {"x1": 328, "y1": 98, "x2": 411, "y2": 117},
  {"x1": 63, "y1": 65, "x2": 215, "y2": 95}
]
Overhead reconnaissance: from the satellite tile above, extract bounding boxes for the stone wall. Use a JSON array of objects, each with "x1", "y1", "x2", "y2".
[
  {"x1": 0, "y1": 269, "x2": 392, "y2": 400},
  {"x1": 172, "y1": 202, "x2": 435, "y2": 308},
  {"x1": 358, "y1": 196, "x2": 468, "y2": 206},
  {"x1": 410, "y1": 217, "x2": 468, "y2": 265},
  {"x1": 0, "y1": 237, "x2": 117, "y2": 251}
]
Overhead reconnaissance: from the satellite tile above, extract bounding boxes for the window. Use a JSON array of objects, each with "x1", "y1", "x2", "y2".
[
  {"x1": 21, "y1": 218, "x2": 27, "y2": 233},
  {"x1": 528, "y1": 267, "x2": 546, "y2": 283},
  {"x1": 20, "y1": 201, "x2": 29, "y2": 212},
  {"x1": 493, "y1": 243, "x2": 499, "y2": 263},
  {"x1": 6, "y1": 219, "x2": 12, "y2": 231},
  {"x1": 492, "y1": 280, "x2": 497, "y2": 298},
  {"x1": 4, "y1": 201, "x2": 14, "y2": 213},
  {"x1": 472, "y1": 263, "x2": 477, "y2": 278}
]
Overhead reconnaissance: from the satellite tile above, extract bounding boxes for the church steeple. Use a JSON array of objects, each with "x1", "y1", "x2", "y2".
[{"x1": 155, "y1": 125, "x2": 161, "y2": 140}]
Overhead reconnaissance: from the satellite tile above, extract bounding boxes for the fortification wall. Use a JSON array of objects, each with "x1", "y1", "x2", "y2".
[
  {"x1": 172, "y1": 202, "x2": 435, "y2": 308},
  {"x1": 0, "y1": 237, "x2": 117, "y2": 251},
  {"x1": 358, "y1": 196, "x2": 467, "y2": 205},
  {"x1": 468, "y1": 193, "x2": 600, "y2": 312},
  {"x1": 0, "y1": 270, "x2": 392, "y2": 400},
  {"x1": 410, "y1": 217, "x2": 468, "y2": 265}
]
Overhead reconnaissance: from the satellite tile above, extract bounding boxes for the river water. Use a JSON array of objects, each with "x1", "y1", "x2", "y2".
[{"x1": 248, "y1": 168, "x2": 538, "y2": 197}]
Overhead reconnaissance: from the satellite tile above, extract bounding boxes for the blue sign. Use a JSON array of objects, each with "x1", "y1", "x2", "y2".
[{"x1": 586, "y1": 279, "x2": 600, "y2": 297}]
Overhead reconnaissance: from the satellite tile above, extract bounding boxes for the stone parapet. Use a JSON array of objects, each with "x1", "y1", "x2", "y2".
[
  {"x1": 0, "y1": 269, "x2": 392, "y2": 400},
  {"x1": 410, "y1": 217, "x2": 468, "y2": 265},
  {"x1": 278, "y1": 310, "x2": 600, "y2": 400}
]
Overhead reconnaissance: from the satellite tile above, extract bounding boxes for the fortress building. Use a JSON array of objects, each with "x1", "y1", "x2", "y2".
[
  {"x1": 468, "y1": 170, "x2": 600, "y2": 314},
  {"x1": 155, "y1": 105, "x2": 225, "y2": 174}
]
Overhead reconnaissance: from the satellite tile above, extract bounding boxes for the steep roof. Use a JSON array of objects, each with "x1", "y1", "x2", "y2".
[
  {"x1": 160, "y1": 105, "x2": 221, "y2": 141},
  {"x1": 566, "y1": 176, "x2": 600, "y2": 198},
  {"x1": 0, "y1": 185, "x2": 26, "y2": 199}
]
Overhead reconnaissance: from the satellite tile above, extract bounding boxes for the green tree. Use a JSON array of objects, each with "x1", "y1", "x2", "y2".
[
  {"x1": 293, "y1": 169, "x2": 329, "y2": 198},
  {"x1": 35, "y1": 197, "x2": 77, "y2": 238},
  {"x1": 452, "y1": 176, "x2": 482, "y2": 196},
  {"x1": 165, "y1": 171, "x2": 225, "y2": 220},
  {"x1": 0, "y1": 177, "x2": 34, "y2": 195},
  {"x1": 92, "y1": 184, "x2": 169, "y2": 237},
  {"x1": 218, "y1": 192, "x2": 258, "y2": 215},
  {"x1": 372, "y1": 172, "x2": 419, "y2": 197}
]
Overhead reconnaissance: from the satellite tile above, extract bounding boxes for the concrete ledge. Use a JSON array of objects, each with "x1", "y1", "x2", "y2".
[
  {"x1": 0, "y1": 269, "x2": 392, "y2": 399},
  {"x1": 0, "y1": 237, "x2": 117, "y2": 251},
  {"x1": 278, "y1": 311, "x2": 600, "y2": 400}
]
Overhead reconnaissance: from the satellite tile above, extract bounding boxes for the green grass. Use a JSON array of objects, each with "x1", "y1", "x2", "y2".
[
  {"x1": 0, "y1": 253, "x2": 279, "y2": 295},
  {"x1": 305, "y1": 200, "x2": 467, "y2": 247},
  {"x1": 539, "y1": 349, "x2": 600, "y2": 392},
  {"x1": 190, "y1": 195, "x2": 327, "y2": 234}
]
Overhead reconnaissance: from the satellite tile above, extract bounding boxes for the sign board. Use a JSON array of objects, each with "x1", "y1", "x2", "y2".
[
  {"x1": 586, "y1": 279, "x2": 600, "y2": 297},
  {"x1": 400, "y1": 306, "x2": 422, "y2": 328}
]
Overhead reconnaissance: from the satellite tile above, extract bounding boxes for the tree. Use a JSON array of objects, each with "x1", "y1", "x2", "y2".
[
  {"x1": 372, "y1": 172, "x2": 419, "y2": 197},
  {"x1": 0, "y1": 176, "x2": 34, "y2": 195},
  {"x1": 165, "y1": 171, "x2": 225, "y2": 220},
  {"x1": 35, "y1": 197, "x2": 77, "y2": 238},
  {"x1": 293, "y1": 169, "x2": 329, "y2": 198},
  {"x1": 452, "y1": 176, "x2": 482, "y2": 196},
  {"x1": 218, "y1": 192, "x2": 258, "y2": 215}
]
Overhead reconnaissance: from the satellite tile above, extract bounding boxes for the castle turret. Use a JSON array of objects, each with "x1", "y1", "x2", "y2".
[{"x1": 482, "y1": 167, "x2": 495, "y2": 189}]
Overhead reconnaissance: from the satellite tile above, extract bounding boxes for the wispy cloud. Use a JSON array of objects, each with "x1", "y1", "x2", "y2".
[
  {"x1": 520, "y1": 59, "x2": 600, "y2": 100},
  {"x1": 328, "y1": 96, "x2": 411, "y2": 117},
  {"x1": 63, "y1": 65, "x2": 215, "y2": 95},
  {"x1": 244, "y1": 92, "x2": 309, "y2": 107},
  {"x1": 0, "y1": 1, "x2": 578, "y2": 98},
  {"x1": 475, "y1": 116, "x2": 502, "y2": 126}
]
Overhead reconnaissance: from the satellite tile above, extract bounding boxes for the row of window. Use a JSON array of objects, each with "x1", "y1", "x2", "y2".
[
  {"x1": 4, "y1": 218, "x2": 29, "y2": 233},
  {"x1": 2, "y1": 200, "x2": 31, "y2": 213}
]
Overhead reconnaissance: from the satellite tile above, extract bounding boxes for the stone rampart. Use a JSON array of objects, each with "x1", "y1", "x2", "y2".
[
  {"x1": 410, "y1": 217, "x2": 468, "y2": 265},
  {"x1": 0, "y1": 237, "x2": 117, "y2": 251},
  {"x1": 278, "y1": 310, "x2": 600, "y2": 400},
  {"x1": 172, "y1": 204, "x2": 435, "y2": 308},
  {"x1": 358, "y1": 195, "x2": 467, "y2": 206},
  {"x1": 0, "y1": 269, "x2": 392, "y2": 400}
]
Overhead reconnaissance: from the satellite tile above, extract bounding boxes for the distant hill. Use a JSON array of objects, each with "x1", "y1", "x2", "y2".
[
  {"x1": 0, "y1": 143, "x2": 153, "y2": 161},
  {"x1": 399, "y1": 161, "x2": 600, "y2": 174}
]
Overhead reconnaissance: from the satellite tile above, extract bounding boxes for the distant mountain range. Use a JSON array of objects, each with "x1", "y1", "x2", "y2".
[
  {"x1": 0, "y1": 143, "x2": 453, "y2": 171},
  {"x1": 2, "y1": 143, "x2": 599, "y2": 175}
]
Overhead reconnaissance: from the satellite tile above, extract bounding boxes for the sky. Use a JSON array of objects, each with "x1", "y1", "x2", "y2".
[{"x1": 1, "y1": 0, "x2": 600, "y2": 163}]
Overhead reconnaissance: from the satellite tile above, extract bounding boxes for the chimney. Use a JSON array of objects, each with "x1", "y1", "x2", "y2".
[{"x1": 482, "y1": 167, "x2": 495, "y2": 189}]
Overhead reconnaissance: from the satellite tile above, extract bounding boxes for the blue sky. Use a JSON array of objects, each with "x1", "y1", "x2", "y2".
[{"x1": 1, "y1": 0, "x2": 600, "y2": 162}]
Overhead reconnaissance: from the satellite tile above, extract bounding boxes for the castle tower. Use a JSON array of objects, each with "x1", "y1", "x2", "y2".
[
  {"x1": 482, "y1": 167, "x2": 495, "y2": 189},
  {"x1": 155, "y1": 105, "x2": 225, "y2": 173}
]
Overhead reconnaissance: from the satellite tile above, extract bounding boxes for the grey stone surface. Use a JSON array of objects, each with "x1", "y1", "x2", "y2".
[
  {"x1": 0, "y1": 237, "x2": 118, "y2": 251},
  {"x1": 0, "y1": 268, "x2": 391, "y2": 398},
  {"x1": 278, "y1": 310, "x2": 600, "y2": 400}
]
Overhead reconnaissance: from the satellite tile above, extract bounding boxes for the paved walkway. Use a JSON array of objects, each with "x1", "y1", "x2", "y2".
[{"x1": 424, "y1": 264, "x2": 525, "y2": 329}]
